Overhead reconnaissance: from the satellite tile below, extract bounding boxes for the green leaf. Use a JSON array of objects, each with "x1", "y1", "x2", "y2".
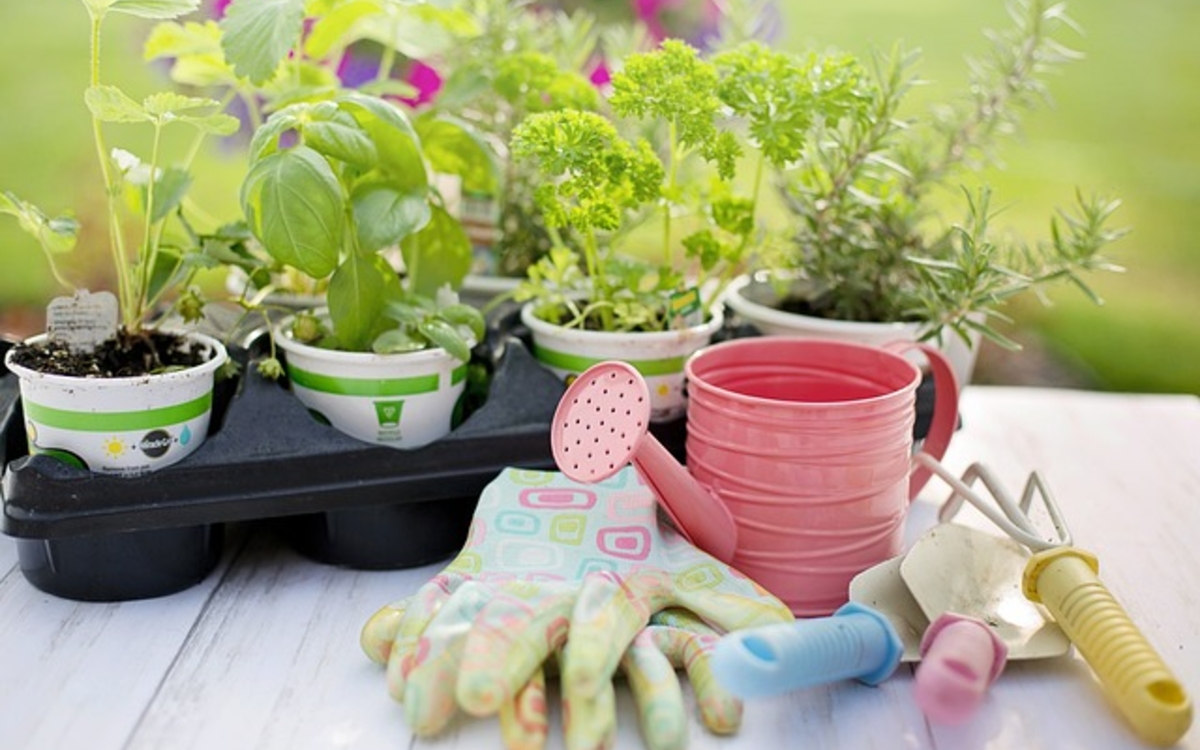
[
  {"x1": 104, "y1": 0, "x2": 199, "y2": 20},
  {"x1": 327, "y1": 253, "x2": 392, "y2": 351},
  {"x1": 419, "y1": 317, "x2": 471, "y2": 362},
  {"x1": 85, "y1": 85, "x2": 149, "y2": 123},
  {"x1": 381, "y1": 299, "x2": 424, "y2": 328},
  {"x1": 351, "y1": 183, "x2": 431, "y2": 252},
  {"x1": 336, "y1": 92, "x2": 427, "y2": 190},
  {"x1": 240, "y1": 145, "x2": 343, "y2": 278},
  {"x1": 144, "y1": 20, "x2": 219, "y2": 60},
  {"x1": 303, "y1": 0, "x2": 379, "y2": 59},
  {"x1": 138, "y1": 92, "x2": 241, "y2": 135},
  {"x1": 415, "y1": 114, "x2": 500, "y2": 194},
  {"x1": 248, "y1": 110, "x2": 302, "y2": 161},
  {"x1": 0, "y1": 192, "x2": 78, "y2": 254},
  {"x1": 439, "y1": 303, "x2": 485, "y2": 343},
  {"x1": 145, "y1": 246, "x2": 185, "y2": 303},
  {"x1": 303, "y1": 109, "x2": 377, "y2": 168},
  {"x1": 220, "y1": 0, "x2": 306, "y2": 85},
  {"x1": 134, "y1": 166, "x2": 192, "y2": 223},
  {"x1": 357, "y1": 79, "x2": 419, "y2": 99},
  {"x1": 178, "y1": 112, "x2": 241, "y2": 135},
  {"x1": 145, "y1": 21, "x2": 241, "y2": 88},
  {"x1": 143, "y1": 91, "x2": 221, "y2": 117},
  {"x1": 349, "y1": 3, "x2": 477, "y2": 60},
  {"x1": 372, "y1": 327, "x2": 426, "y2": 355},
  {"x1": 400, "y1": 204, "x2": 471, "y2": 299}
]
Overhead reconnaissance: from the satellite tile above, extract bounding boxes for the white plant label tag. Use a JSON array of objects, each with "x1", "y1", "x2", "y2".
[{"x1": 47, "y1": 290, "x2": 119, "y2": 352}]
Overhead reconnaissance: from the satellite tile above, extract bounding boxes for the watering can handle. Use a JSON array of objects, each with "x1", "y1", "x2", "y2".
[
  {"x1": 883, "y1": 341, "x2": 960, "y2": 501},
  {"x1": 1023, "y1": 547, "x2": 1193, "y2": 746}
]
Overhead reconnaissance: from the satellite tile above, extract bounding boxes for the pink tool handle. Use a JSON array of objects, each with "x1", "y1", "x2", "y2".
[
  {"x1": 883, "y1": 341, "x2": 960, "y2": 500},
  {"x1": 914, "y1": 614, "x2": 1007, "y2": 725}
]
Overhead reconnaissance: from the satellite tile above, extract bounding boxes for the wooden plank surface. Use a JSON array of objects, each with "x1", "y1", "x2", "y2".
[
  {"x1": 0, "y1": 531, "x2": 246, "y2": 750},
  {"x1": 0, "y1": 387, "x2": 1197, "y2": 750}
]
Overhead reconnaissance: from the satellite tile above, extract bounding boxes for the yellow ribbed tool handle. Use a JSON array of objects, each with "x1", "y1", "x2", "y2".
[{"x1": 1023, "y1": 547, "x2": 1192, "y2": 746}]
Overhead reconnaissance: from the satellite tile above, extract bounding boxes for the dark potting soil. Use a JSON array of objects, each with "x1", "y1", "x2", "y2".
[
  {"x1": 777, "y1": 295, "x2": 824, "y2": 317},
  {"x1": 7, "y1": 330, "x2": 210, "y2": 378}
]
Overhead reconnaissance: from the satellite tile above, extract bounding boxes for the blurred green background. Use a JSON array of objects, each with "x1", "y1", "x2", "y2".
[
  {"x1": 1, "y1": 0, "x2": 1197, "y2": 393},
  {"x1": 779, "y1": 0, "x2": 1200, "y2": 394}
]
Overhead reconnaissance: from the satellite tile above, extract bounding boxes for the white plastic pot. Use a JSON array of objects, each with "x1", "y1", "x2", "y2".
[
  {"x1": 274, "y1": 318, "x2": 469, "y2": 449},
  {"x1": 724, "y1": 273, "x2": 981, "y2": 390},
  {"x1": 4, "y1": 332, "x2": 228, "y2": 476},
  {"x1": 520, "y1": 303, "x2": 723, "y2": 422}
]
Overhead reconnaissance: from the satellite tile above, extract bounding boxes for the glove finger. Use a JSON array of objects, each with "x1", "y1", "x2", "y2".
[
  {"x1": 649, "y1": 624, "x2": 741, "y2": 735},
  {"x1": 499, "y1": 665, "x2": 549, "y2": 750},
  {"x1": 563, "y1": 663, "x2": 618, "y2": 750},
  {"x1": 670, "y1": 586, "x2": 794, "y2": 634},
  {"x1": 458, "y1": 584, "x2": 574, "y2": 716},
  {"x1": 403, "y1": 581, "x2": 493, "y2": 736},
  {"x1": 566, "y1": 570, "x2": 673, "y2": 698},
  {"x1": 361, "y1": 598, "x2": 408, "y2": 665},
  {"x1": 384, "y1": 572, "x2": 466, "y2": 701},
  {"x1": 649, "y1": 607, "x2": 715, "y2": 633},
  {"x1": 622, "y1": 629, "x2": 686, "y2": 750}
]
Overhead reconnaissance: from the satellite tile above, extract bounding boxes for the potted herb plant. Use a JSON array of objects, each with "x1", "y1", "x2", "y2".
[
  {"x1": 724, "y1": 0, "x2": 1127, "y2": 388},
  {"x1": 1, "y1": 0, "x2": 237, "y2": 476},
  {"x1": 425, "y1": 0, "x2": 608, "y2": 292},
  {"x1": 148, "y1": 0, "x2": 494, "y2": 449},
  {"x1": 235, "y1": 92, "x2": 486, "y2": 449},
  {"x1": 146, "y1": 0, "x2": 499, "y2": 315},
  {"x1": 510, "y1": 38, "x2": 863, "y2": 420}
]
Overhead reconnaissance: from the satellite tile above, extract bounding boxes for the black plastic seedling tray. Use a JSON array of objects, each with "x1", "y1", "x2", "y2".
[
  {"x1": 1, "y1": 313, "x2": 929, "y2": 602},
  {"x1": 0, "y1": 336, "x2": 580, "y2": 600}
]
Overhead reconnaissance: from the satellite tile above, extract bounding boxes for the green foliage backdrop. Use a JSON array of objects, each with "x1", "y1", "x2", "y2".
[
  {"x1": 778, "y1": 0, "x2": 1200, "y2": 394},
  {"x1": 1, "y1": 0, "x2": 1197, "y2": 393}
]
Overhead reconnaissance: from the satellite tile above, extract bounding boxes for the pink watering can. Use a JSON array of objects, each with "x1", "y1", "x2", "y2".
[{"x1": 551, "y1": 336, "x2": 961, "y2": 614}]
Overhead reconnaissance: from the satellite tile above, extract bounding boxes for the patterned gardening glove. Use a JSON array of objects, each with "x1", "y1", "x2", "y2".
[{"x1": 361, "y1": 466, "x2": 792, "y2": 750}]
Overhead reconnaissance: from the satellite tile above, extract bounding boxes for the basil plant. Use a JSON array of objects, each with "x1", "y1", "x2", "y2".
[{"x1": 239, "y1": 93, "x2": 486, "y2": 360}]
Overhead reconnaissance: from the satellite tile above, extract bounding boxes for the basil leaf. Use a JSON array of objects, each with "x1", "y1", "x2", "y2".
[{"x1": 240, "y1": 145, "x2": 343, "y2": 278}]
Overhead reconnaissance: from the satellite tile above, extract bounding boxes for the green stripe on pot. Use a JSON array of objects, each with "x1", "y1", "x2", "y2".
[
  {"x1": 288, "y1": 366, "x2": 440, "y2": 396},
  {"x1": 23, "y1": 393, "x2": 212, "y2": 432},
  {"x1": 532, "y1": 345, "x2": 685, "y2": 377},
  {"x1": 451, "y1": 364, "x2": 468, "y2": 386}
]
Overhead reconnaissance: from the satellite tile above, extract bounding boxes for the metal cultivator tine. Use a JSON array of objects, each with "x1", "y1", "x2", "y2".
[{"x1": 921, "y1": 457, "x2": 1072, "y2": 552}]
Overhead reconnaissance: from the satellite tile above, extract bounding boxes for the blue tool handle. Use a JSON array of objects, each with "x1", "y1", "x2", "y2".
[{"x1": 711, "y1": 602, "x2": 904, "y2": 698}]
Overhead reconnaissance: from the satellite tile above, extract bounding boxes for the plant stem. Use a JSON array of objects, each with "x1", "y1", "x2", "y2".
[
  {"x1": 39, "y1": 242, "x2": 78, "y2": 293},
  {"x1": 922, "y1": 0, "x2": 1049, "y2": 194},
  {"x1": 663, "y1": 120, "x2": 679, "y2": 266},
  {"x1": 377, "y1": 23, "x2": 397, "y2": 86},
  {"x1": 584, "y1": 228, "x2": 613, "y2": 330},
  {"x1": 135, "y1": 121, "x2": 166, "y2": 325},
  {"x1": 88, "y1": 7, "x2": 134, "y2": 331}
]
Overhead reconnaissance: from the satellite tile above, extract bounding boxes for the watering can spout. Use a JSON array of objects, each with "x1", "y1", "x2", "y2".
[
  {"x1": 632, "y1": 431, "x2": 738, "y2": 563},
  {"x1": 550, "y1": 360, "x2": 738, "y2": 564}
]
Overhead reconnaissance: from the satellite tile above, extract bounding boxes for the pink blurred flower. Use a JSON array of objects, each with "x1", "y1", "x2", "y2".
[
  {"x1": 589, "y1": 59, "x2": 612, "y2": 88},
  {"x1": 399, "y1": 60, "x2": 443, "y2": 108},
  {"x1": 629, "y1": 0, "x2": 723, "y2": 45}
]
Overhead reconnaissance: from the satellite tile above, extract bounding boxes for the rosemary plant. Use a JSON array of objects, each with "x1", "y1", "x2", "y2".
[{"x1": 775, "y1": 0, "x2": 1127, "y2": 349}]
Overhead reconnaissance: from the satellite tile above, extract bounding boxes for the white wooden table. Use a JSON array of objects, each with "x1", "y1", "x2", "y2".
[{"x1": 2, "y1": 387, "x2": 1198, "y2": 750}]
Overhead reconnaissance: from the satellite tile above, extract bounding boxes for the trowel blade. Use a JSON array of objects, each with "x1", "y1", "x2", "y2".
[
  {"x1": 847, "y1": 555, "x2": 925, "y2": 662},
  {"x1": 900, "y1": 523, "x2": 1070, "y2": 661}
]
